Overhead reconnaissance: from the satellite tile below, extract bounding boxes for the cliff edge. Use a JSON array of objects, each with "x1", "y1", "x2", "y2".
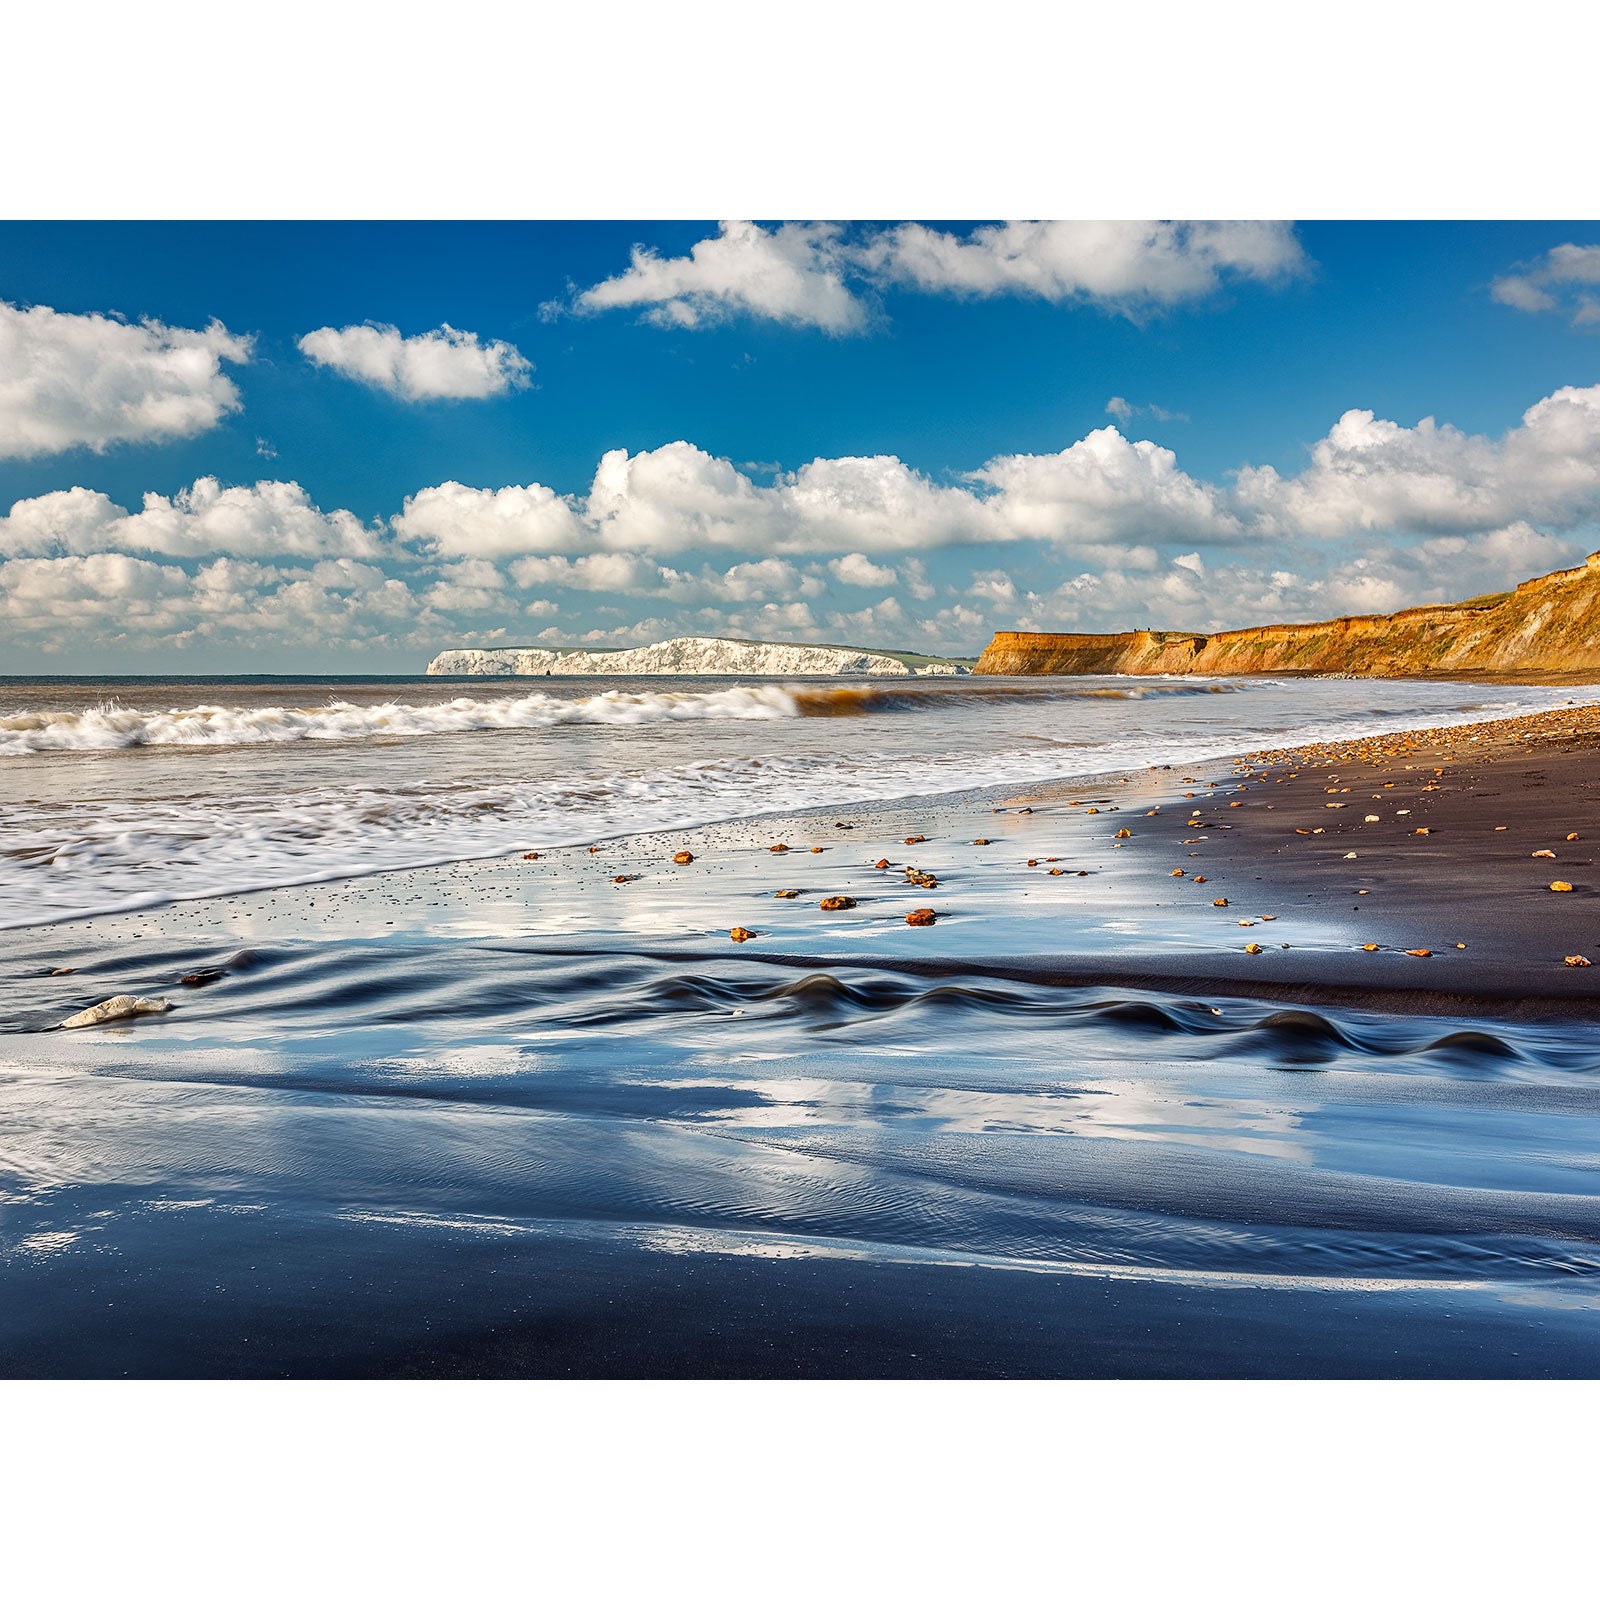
[
  {"x1": 976, "y1": 551, "x2": 1600, "y2": 678},
  {"x1": 428, "y1": 636, "x2": 971, "y2": 677}
]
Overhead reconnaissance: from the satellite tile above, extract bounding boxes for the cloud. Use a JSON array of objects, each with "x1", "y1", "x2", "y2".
[
  {"x1": 0, "y1": 477, "x2": 384, "y2": 559},
  {"x1": 900, "y1": 558, "x2": 936, "y2": 601},
  {"x1": 0, "y1": 548, "x2": 422, "y2": 652},
  {"x1": 424, "y1": 442, "x2": 997, "y2": 557},
  {"x1": 394, "y1": 480, "x2": 586, "y2": 557},
  {"x1": 505, "y1": 552, "x2": 821, "y2": 606},
  {"x1": 861, "y1": 221, "x2": 1307, "y2": 314},
  {"x1": 828, "y1": 552, "x2": 897, "y2": 586},
  {"x1": 297, "y1": 322, "x2": 532, "y2": 400},
  {"x1": 423, "y1": 557, "x2": 510, "y2": 613},
  {"x1": 559, "y1": 220, "x2": 1308, "y2": 332},
  {"x1": 356, "y1": 387, "x2": 1600, "y2": 569},
  {"x1": 1010, "y1": 522, "x2": 1587, "y2": 638},
  {"x1": 971, "y1": 427, "x2": 1244, "y2": 545},
  {"x1": 1490, "y1": 244, "x2": 1600, "y2": 326},
  {"x1": 509, "y1": 551, "x2": 668, "y2": 595},
  {"x1": 1235, "y1": 386, "x2": 1600, "y2": 538},
  {"x1": 0, "y1": 301, "x2": 251, "y2": 459},
  {"x1": 1106, "y1": 396, "x2": 1188, "y2": 423},
  {"x1": 968, "y1": 569, "x2": 1017, "y2": 604},
  {"x1": 12, "y1": 380, "x2": 1600, "y2": 661},
  {"x1": 564, "y1": 221, "x2": 867, "y2": 333}
]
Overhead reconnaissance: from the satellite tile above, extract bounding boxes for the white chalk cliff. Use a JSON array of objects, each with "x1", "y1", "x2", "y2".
[{"x1": 427, "y1": 637, "x2": 969, "y2": 677}]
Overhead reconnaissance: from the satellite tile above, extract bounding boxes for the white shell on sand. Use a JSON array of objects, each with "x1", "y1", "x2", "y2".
[{"x1": 61, "y1": 994, "x2": 173, "y2": 1029}]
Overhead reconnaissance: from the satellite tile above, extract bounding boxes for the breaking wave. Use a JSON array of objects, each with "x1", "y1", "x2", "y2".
[
  {"x1": 0, "y1": 678, "x2": 1270, "y2": 754},
  {"x1": 0, "y1": 685, "x2": 806, "y2": 754},
  {"x1": 786, "y1": 680, "x2": 1252, "y2": 716}
]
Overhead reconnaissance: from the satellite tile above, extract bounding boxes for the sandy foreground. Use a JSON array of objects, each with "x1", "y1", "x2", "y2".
[{"x1": 10, "y1": 696, "x2": 1600, "y2": 1029}]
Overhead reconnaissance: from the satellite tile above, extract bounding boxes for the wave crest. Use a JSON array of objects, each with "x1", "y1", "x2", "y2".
[{"x1": 0, "y1": 685, "x2": 805, "y2": 754}]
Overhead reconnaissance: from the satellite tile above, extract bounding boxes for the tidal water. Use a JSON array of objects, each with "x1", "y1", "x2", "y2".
[
  {"x1": 2, "y1": 672, "x2": 1593, "y2": 928},
  {"x1": 4, "y1": 672, "x2": 1600, "y2": 1375},
  {"x1": 5, "y1": 936, "x2": 1600, "y2": 1376}
]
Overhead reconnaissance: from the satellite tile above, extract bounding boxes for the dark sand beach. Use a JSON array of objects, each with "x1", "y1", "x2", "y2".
[{"x1": 6, "y1": 691, "x2": 1600, "y2": 1377}]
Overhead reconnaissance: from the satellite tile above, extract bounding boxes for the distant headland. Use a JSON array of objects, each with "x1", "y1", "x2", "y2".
[
  {"x1": 976, "y1": 551, "x2": 1600, "y2": 678},
  {"x1": 427, "y1": 636, "x2": 974, "y2": 677}
]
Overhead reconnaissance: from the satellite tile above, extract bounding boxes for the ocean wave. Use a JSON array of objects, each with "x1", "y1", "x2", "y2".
[
  {"x1": 0, "y1": 678, "x2": 1267, "y2": 752},
  {"x1": 13, "y1": 942, "x2": 1600, "y2": 1085},
  {"x1": 785, "y1": 680, "x2": 1252, "y2": 715},
  {"x1": 0, "y1": 684, "x2": 806, "y2": 754}
]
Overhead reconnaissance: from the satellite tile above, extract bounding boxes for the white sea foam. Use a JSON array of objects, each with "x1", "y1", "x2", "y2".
[
  {"x1": 0, "y1": 678, "x2": 1264, "y2": 755},
  {"x1": 0, "y1": 684, "x2": 804, "y2": 754}
]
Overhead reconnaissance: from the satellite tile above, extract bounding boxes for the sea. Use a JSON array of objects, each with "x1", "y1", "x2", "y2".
[
  {"x1": 5, "y1": 671, "x2": 1597, "y2": 929},
  {"x1": 5, "y1": 670, "x2": 1600, "y2": 1376}
]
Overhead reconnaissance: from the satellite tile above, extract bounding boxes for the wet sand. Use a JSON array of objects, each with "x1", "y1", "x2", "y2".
[{"x1": 8, "y1": 696, "x2": 1600, "y2": 1378}]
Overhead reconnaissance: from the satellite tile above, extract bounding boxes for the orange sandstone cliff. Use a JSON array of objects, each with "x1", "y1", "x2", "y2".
[{"x1": 975, "y1": 551, "x2": 1600, "y2": 678}]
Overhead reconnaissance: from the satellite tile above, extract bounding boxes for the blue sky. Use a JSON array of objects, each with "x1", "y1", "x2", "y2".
[{"x1": 3, "y1": 219, "x2": 1600, "y2": 671}]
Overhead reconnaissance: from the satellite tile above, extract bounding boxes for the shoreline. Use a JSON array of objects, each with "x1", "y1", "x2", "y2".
[
  {"x1": 8, "y1": 695, "x2": 1600, "y2": 1026},
  {"x1": 5, "y1": 680, "x2": 1600, "y2": 937}
]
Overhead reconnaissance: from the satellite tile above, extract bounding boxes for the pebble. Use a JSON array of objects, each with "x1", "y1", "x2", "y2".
[
  {"x1": 819, "y1": 896, "x2": 857, "y2": 911},
  {"x1": 62, "y1": 995, "x2": 172, "y2": 1029},
  {"x1": 729, "y1": 927, "x2": 756, "y2": 942},
  {"x1": 906, "y1": 908, "x2": 937, "y2": 926}
]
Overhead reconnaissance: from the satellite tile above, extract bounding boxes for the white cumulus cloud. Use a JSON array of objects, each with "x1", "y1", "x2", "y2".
[
  {"x1": 828, "y1": 553, "x2": 897, "y2": 586},
  {"x1": 861, "y1": 220, "x2": 1307, "y2": 314},
  {"x1": 1236, "y1": 386, "x2": 1600, "y2": 538},
  {"x1": 566, "y1": 221, "x2": 866, "y2": 333},
  {"x1": 972, "y1": 427, "x2": 1244, "y2": 545},
  {"x1": 297, "y1": 322, "x2": 532, "y2": 401},
  {"x1": 0, "y1": 478, "x2": 384, "y2": 559},
  {"x1": 0, "y1": 301, "x2": 252, "y2": 459},
  {"x1": 12, "y1": 379, "x2": 1600, "y2": 662},
  {"x1": 560, "y1": 220, "x2": 1308, "y2": 332},
  {"x1": 394, "y1": 480, "x2": 585, "y2": 557},
  {"x1": 1490, "y1": 243, "x2": 1600, "y2": 325}
]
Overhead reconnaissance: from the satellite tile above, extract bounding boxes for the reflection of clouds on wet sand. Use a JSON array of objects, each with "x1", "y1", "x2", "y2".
[{"x1": 654, "y1": 1073, "x2": 1315, "y2": 1163}]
